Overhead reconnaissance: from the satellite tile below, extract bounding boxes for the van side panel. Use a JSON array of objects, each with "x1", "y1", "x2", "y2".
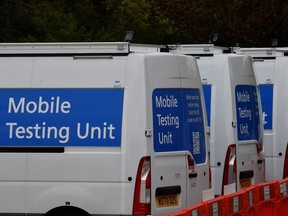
[
  {"x1": 0, "y1": 56, "x2": 135, "y2": 215},
  {"x1": 253, "y1": 57, "x2": 288, "y2": 181},
  {"x1": 272, "y1": 58, "x2": 288, "y2": 180},
  {"x1": 209, "y1": 56, "x2": 234, "y2": 196},
  {"x1": 0, "y1": 60, "x2": 33, "y2": 213},
  {"x1": 254, "y1": 60, "x2": 275, "y2": 181},
  {"x1": 120, "y1": 54, "x2": 148, "y2": 214},
  {"x1": 31, "y1": 57, "x2": 126, "y2": 88}
]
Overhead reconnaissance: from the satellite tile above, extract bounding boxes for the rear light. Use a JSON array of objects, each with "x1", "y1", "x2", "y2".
[
  {"x1": 283, "y1": 144, "x2": 288, "y2": 179},
  {"x1": 222, "y1": 144, "x2": 237, "y2": 194},
  {"x1": 256, "y1": 142, "x2": 262, "y2": 155},
  {"x1": 187, "y1": 155, "x2": 195, "y2": 170},
  {"x1": 133, "y1": 156, "x2": 151, "y2": 215}
]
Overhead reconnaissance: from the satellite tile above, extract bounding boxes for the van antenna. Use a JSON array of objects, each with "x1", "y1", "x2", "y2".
[
  {"x1": 123, "y1": 31, "x2": 134, "y2": 42},
  {"x1": 270, "y1": 39, "x2": 278, "y2": 48},
  {"x1": 209, "y1": 33, "x2": 219, "y2": 44},
  {"x1": 176, "y1": 32, "x2": 185, "y2": 45}
]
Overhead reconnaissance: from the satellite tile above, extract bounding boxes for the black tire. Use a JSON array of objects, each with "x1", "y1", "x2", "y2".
[{"x1": 46, "y1": 206, "x2": 90, "y2": 216}]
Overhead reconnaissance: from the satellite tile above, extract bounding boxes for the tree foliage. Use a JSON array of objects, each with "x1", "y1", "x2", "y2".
[
  {"x1": 0, "y1": 0, "x2": 287, "y2": 46},
  {"x1": 157, "y1": 0, "x2": 288, "y2": 46}
]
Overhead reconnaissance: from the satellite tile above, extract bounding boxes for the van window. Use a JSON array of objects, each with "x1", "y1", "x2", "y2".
[
  {"x1": 235, "y1": 85, "x2": 261, "y2": 142},
  {"x1": 152, "y1": 88, "x2": 206, "y2": 163}
]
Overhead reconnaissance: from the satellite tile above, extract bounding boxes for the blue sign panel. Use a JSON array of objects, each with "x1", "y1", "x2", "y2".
[
  {"x1": 152, "y1": 89, "x2": 206, "y2": 164},
  {"x1": 0, "y1": 89, "x2": 124, "y2": 147},
  {"x1": 203, "y1": 85, "x2": 211, "y2": 126},
  {"x1": 259, "y1": 84, "x2": 273, "y2": 130},
  {"x1": 235, "y1": 85, "x2": 260, "y2": 142}
]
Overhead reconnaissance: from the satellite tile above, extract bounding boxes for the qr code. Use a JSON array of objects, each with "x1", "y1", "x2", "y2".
[{"x1": 192, "y1": 132, "x2": 200, "y2": 154}]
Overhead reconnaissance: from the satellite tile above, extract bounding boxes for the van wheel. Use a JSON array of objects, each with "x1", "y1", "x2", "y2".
[{"x1": 46, "y1": 206, "x2": 90, "y2": 216}]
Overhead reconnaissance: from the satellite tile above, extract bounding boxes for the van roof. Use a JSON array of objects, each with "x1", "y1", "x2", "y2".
[
  {"x1": 0, "y1": 42, "x2": 130, "y2": 56},
  {"x1": 168, "y1": 44, "x2": 229, "y2": 55},
  {"x1": 235, "y1": 47, "x2": 288, "y2": 58},
  {"x1": 130, "y1": 43, "x2": 167, "y2": 53}
]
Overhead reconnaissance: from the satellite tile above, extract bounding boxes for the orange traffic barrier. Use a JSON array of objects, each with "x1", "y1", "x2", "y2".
[
  {"x1": 278, "y1": 177, "x2": 288, "y2": 215},
  {"x1": 164, "y1": 179, "x2": 288, "y2": 216},
  {"x1": 256, "y1": 180, "x2": 279, "y2": 216},
  {"x1": 225, "y1": 189, "x2": 247, "y2": 216},
  {"x1": 165, "y1": 209, "x2": 187, "y2": 216},
  {"x1": 186, "y1": 201, "x2": 206, "y2": 216},
  {"x1": 244, "y1": 185, "x2": 259, "y2": 216},
  {"x1": 205, "y1": 195, "x2": 226, "y2": 216}
]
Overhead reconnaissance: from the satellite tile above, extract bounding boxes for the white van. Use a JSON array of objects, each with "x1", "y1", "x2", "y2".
[
  {"x1": 169, "y1": 44, "x2": 265, "y2": 196},
  {"x1": 0, "y1": 42, "x2": 210, "y2": 216},
  {"x1": 236, "y1": 47, "x2": 288, "y2": 181}
]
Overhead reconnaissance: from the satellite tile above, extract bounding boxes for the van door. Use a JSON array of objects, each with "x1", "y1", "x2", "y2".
[
  {"x1": 235, "y1": 85, "x2": 263, "y2": 189},
  {"x1": 178, "y1": 56, "x2": 209, "y2": 205},
  {"x1": 145, "y1": 54, "x2": 188, "y2": 215}
]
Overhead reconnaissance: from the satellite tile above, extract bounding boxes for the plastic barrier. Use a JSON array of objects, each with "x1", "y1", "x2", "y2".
[
  {"x1": 255, "y1": 180, "x2": 279, "y2": 216},
  {"x1": 225, "y1": 190, "x2": 247, "y2": 216},
  {"x1": 244, "y1": 185, "x2": 259, "y2": 216},
  {"x1": 278, "y1": 177, "x2": 288, "y2": 215},
  {"x1": 186, "y1": 201, "x2": 207, "y2": 216},
  {"x1": 165, "y1": 209, "x2": 187, "y2": 216},
  {"x1": 205, "y1": 195, "x2": 226, "y2": 216},
  {"x1": 165, "y1": 179, "x2": 287, "y2": 216}
]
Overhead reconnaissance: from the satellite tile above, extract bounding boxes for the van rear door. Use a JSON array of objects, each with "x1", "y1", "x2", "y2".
[
  {"x1": 146, "y1": 54, "x2": 187, "y2": 215},
  {"x1": 177, "y1": 56, "x2": 209, "y2": 204},
  {"x1": 146, "y1": 54, "x2": 208, "y2": 215},
  {"x1": 235, "y1": 85, "x2": 262, "y2": 188},
  {"x1": 231, "y1": 55, "x2": 265, "y2": 189}
]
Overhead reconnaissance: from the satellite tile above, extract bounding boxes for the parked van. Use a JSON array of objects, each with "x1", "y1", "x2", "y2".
[
  {"x1": 0, "y1": 42, "x2": 210, "y2": 215},
  {"x1": 236, "y1": 47, "x2": 288, "y2": 181},
  {"x1": 169, "y1": 44, "x2": 265, "y2": 196}
]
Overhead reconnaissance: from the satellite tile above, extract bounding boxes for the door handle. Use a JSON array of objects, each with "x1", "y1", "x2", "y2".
[{"x1": 189, "y1": 172, "x2": 198, "y2": 178}]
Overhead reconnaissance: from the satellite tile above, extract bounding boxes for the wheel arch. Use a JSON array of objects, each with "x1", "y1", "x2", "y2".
[{"x1": 45, "y1": 205, "x2": 90, "y2": 216}]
